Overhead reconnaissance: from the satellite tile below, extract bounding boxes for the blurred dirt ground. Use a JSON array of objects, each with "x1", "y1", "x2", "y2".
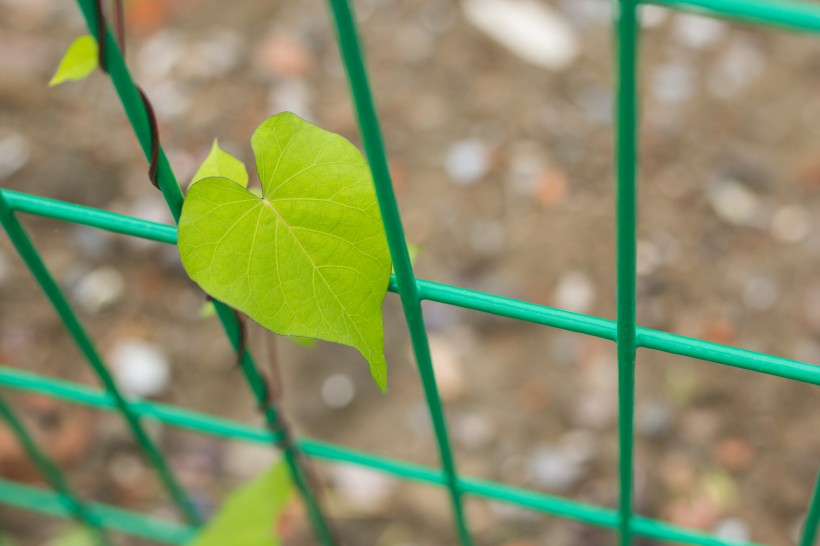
[{"x1": 2, "y1": 0, "x2": 820, "y2": 544}]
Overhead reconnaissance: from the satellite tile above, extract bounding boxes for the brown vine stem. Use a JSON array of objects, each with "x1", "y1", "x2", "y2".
[{"x1": 262, "y1": 328, "x2": 341, "y2": 542}]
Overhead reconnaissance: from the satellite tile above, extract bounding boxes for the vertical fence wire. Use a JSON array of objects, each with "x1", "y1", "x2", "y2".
[
  {"x1": 0, "y1": 392, "x2": 108, "y2": 545},
  {"x1": 0, "y1": 192, "x2": 202, "y2": 526},
  {"x1": 325, "y1": 0, "x2": 474, "y2": 544},
  {"x1": 68, "y1": 0, "x2": 336, "y2": 542},
  {"x1": 800, "y1": 468, "x2": 820, "y2": 546},
  {"x1": 615, "y1": 1, "x2": 640, "y2": 545}
]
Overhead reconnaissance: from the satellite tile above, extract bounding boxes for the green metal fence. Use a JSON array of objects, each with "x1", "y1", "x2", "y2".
[{"x1": 1, "y1": 0, "x2": 820, "y2": 544}]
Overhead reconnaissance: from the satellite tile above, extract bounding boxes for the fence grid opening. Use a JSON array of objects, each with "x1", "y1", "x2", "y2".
[{"x1": 1, "y1": 0, "x2": 820, "y2": 545}]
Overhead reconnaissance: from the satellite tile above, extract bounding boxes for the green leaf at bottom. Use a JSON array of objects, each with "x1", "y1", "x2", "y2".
[{"x1": 188, "y1": 460, "x2": 292, "y2": 546}]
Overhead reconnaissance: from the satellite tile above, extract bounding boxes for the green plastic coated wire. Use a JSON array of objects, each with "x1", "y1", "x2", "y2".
[
  {"x1": 615, "y1": 0, "x2": 639, "y2": 544},
  {"x1": 2, "y1": 0, "x2": 820, "y2": 543},
  {"x1": 0, "y1": 392, "x2": 108, "y2": 545},
  {"x1": 325, "y1": 0, "x2": 472, "y2": 543},
  {"x1": 0, "y1": 191, "x2": 202, "y2": 526},
  {"x1": 66, "y1": 0, "x2": 339, "y2": 542}
]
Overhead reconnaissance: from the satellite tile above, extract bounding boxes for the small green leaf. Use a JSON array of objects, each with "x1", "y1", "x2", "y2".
[
  {"x1": 179, "y1": 113, "x2": 392, "y2": 390},
  {"x1": 199, "y1": 300, "x2": 216, "y2": 318},
  {"x1": 47, "y1": 526, "x2": 97, "y2": 546},
  {"x1": 190, "y1": 140, "x2": 249, "y2": 189},
  {"x1": 49, "y1": 36, "x2": 98, "y2": 86},
  {"x1": 188, "y1": 460, "x2": 292, "y2": 546}
]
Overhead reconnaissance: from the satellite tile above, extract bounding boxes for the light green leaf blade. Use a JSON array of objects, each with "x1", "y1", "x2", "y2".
[
  {"x1": 288, "y1": 335, "x2": 316, "y2": 348},
  {"x1": 188, "y1": 460, "x2": 292, "y2": 546},
  {"x1": 179, "y1": 113, "x2": 391, "y2": 390},
  {"x1": 47, "y1": 525, "x2": 98, "y2": 546},
  {"x1": 190, "y1": 139, "x2": 249, "y2": 189},
  {"x1": 49, "y1": 36, "x2": 98, "y2": 86}
]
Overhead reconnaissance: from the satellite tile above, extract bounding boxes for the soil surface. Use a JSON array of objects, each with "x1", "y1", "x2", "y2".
[{"x1": 1, "y1": 0, "x2": 820, "y2": 545}]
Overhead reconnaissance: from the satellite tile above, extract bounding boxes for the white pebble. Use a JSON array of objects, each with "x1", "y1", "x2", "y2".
[
  {"x1": 427, "y1": 334, "x2": 466, "y2": 402},
  {"x1": 452, "y1": 413, "x2": 494, "y2": 450},
  {"x1": 637, "y1": 240, "x2": 661, "y2": 276},
  {"x1": 331, "y1": 465, "x2": 395, "y2": 513},
  {"x1": 707, "y1": 181, "x2": 763, "y2": 227},
  {"x1": 651, "y1": 62, "x2": 694, "y2": 105},
  {"x1": 445, "y1": 139, "x2": 489, "y2": 185},
  {"x1": 0, "y1": 132, "x2": 31, "y2": 178},
  {"x1": 530, "y1": 446, "x2": 584, "y2": 491},
  {"x1": 771, "y1": 206, "x2": 811, "y2": 243},
  {"x1": 708, "y1": 39, "x2": 764, "y2": 100},
  {"x1": 714, "y1": 518, "x2": 751, "y2": 543},
  {"x1": 268, "y1": 80, "x2": 314, "y2": 122},
  {"x1": 462, "y1": 0, "x2": 579, "y2": 70},
  {"x1": 321, "y1": 373, "x2": 356, "y2": 409},
  {"x1": 640, "y1": 5, "x2": 670, "y2": 28},
  {"x1": 554, "y1": 271, "x2": 595, "y2": 314},
  {"x1": 742, "y1": 276, "x2": 778, "y2": 311},
  {"x1": 111, "y1": 340, "x2": 170, "y2": 398},
  {"x1": 74, "y1": 267, "x2": 125, "y2": 313},
  {"x1": 674, "y1": 13, "x2": 726, "y2": 49}
]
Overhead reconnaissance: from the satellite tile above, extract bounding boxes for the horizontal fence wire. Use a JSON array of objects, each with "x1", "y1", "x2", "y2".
[
  {"x1": 0, "y1": 364, "x2": 768, "y2": 546},
  {"x1": 4, "y1": 188, "x2": 819, "y2": 387},
  {"x1": 2, "y1": 0, "x2": 820, "y2": 543}
]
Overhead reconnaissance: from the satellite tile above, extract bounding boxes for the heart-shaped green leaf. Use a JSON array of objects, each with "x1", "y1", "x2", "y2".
[
  {"x1": 188, "y1": 459, "x2": 292, "y2": 546},
  {"x1": 49, "y1": 35, "x2": 98, "y2": 86},
  {"x1": 178, "y1": 113, "x2": 391, "y2": 389}
]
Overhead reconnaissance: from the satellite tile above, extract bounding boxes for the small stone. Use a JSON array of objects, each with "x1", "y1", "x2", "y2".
[
  {"x1": 0, "y1": 132, "x2": 31, "y2": 178},
  {"x1": 445, "y1": 139, "x2": 489, "y2": 185},
  {"x1": 558, "y1": 430, "x2": 597, "y2": 464},
  {"x1": 110, "y1": 340, "x2": 170, "y2": 398},
  {"x1": 146, "y1": 79, "x2": 190, "y2": 121},
  {"x1": 452, "y1": 413, "x2": 494, "y2": 450},
  {"x1": 771, "y1": 205, "x2": 811, "y2": 243},
  {"x1": 137, "y1": 30, "x2": 184, "y2": 82},
  {"x1": 714, "y1": 518, "x2": 751, "y2": 543},
  {"x1": 636, "y1": 400, "x2": 672, "y2": 438},
  {"x1": 426, "y1": 334, "x2": 466, "y2": 402},
  {"x1": 636, "y1": 240, "x2": 661, "y2": 276},
  {"x1": 651, "y1": 62, "x2": 694, "y2": 105},
  {"x1": 708, "y1": 39, "x2": 764, "y2": 100},
  {"x1": 330, "y1": 464, "x2": 395, "y2": 513},
  {"x1": 640, "y1": 5, "x2": 670, "y2": 28},
  {"x1": 255, "y1": 32, "x2": 314, "y2": 78},
  {"x1": 71, "y1": 226, "x2": 114, "y2": 260},
  {"x1": 73, "y1": 267, "x2": 125, "y2": 313},
  {"x1": 673, "y1": 13, "x2": 726, "y2": 49},
  {"x1": 321, "y1": 373, "x2": 356, "y2": 409},
  {"x1": 463, "y1": 0, "x2": 579, "y2": 70},
  {"x1": 558, "y1": 0, "x2": 612, "y2": 28},
  {"x1": 535, "y1": 167, "x2": 568, "y2": 208},
  {"x1": 707, "y1": 180, "x2": 763, "y2": 227},
  {"x1": 742, "y1": 276, "x2": 778, "y2": 311},
  {"x1": 529, "y1": 445, "x2": 584, "y2": 491},
  {"x1": 554, "y1": 271, "x2": 595, "y2": 314},
  {"x1": 224, "y1": 443, "x2": 275, "y2": 479},
  {"x1": 713, "y1": 437, "x2": 754, "y2": 473},
  {"x1": 182, "y1": 31, "x2": 243, "y2": 80},
  {"x1": 268, "y1": 80, "x2": 314, "y2": 121}
]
